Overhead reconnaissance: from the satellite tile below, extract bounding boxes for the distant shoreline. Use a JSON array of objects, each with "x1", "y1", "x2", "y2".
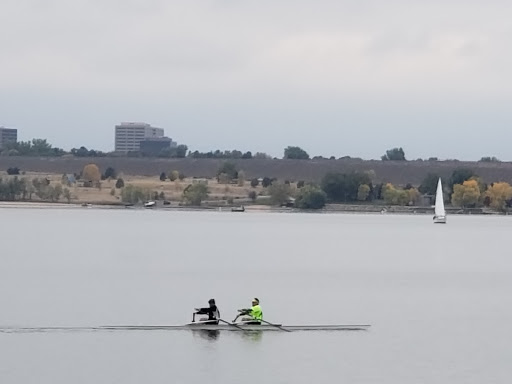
[{"x1": 0, "y1": 201, "x2": 506, "y2": 216}]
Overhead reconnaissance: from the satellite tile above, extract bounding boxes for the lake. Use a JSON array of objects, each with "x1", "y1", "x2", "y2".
[{"x1": 0, "y1": 208, "x2": 511, "y2": 383}]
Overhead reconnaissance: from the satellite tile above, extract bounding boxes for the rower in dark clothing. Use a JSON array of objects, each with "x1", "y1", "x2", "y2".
[{"x1": 194, "y1": 299, "x2": 220, "y2": 322}]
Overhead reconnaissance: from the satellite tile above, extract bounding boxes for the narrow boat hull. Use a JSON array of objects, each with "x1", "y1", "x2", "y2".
[
  {"x1": 0, "y1": 324, "x2": 371, "y2": 333},
  {"x1": 97, "y1": 324, "x2": 371, "y2": 331}
]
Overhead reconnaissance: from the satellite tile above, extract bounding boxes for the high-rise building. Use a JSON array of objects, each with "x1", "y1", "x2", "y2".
[
  {"x1": 0, "y1": 127, "x2": 18, "y2": 149},
  {"x1": 114, "y1": 122, "x2": 165, "y2": 152},
  {"x1": 139, "y1": 137, "x2": 178, "y2": 156}
]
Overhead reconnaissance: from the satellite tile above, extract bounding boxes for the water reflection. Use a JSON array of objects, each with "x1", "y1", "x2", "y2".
[
  {"x1": 193, "y1": 330, "x2": 220, "y2": 341},
  {"x1": 240, "y1": 331, "x2": 263, "y2": 342},
  {"x1": 190, "y1": 330, "x2": 264, "y2": 342}
]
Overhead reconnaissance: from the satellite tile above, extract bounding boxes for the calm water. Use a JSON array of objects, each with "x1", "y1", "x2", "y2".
[{"x1": 0, "y1": 208, "x2": 511, "y2": 383}]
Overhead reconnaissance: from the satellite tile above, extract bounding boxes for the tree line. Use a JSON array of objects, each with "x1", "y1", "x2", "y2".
[
  {"x1": 0, "y1": 138, "x2": 507, "y2": 163},
  {"x1": 195, "y1": 161, "x2": 512, "y2": 211},
  {"x1": 3, "y1": 158, "x2": 512, "y2": 212},
  {"x1": 0, "y1": 177, "x2": 71, "y2": 203}
]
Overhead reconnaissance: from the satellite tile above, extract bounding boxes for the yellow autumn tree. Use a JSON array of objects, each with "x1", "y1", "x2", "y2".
[
  {"x1": 407, "y1": 188, "x2": 420, "y2": 205},
  {"x1": 357, "y1": 184, "x2": 370, "y2": 201},
  {"x1": 485, "y1": 182, "x2": 512, "y2": 212},
  {"x1": 469, "y1": 176, "x2": 486, "y2": 197},
  {"x1": 82, "y1": 164, "x2": 101, "y2": 183},
  {"x1": 169, "y1": 170, "x2": 179, "y2": 182},
  {"x1": 382, "y1": 183, "x2": 409, "y2": 205},
  {"x1": 451, "y1": 179, "x2": 480, "y2": 207}
]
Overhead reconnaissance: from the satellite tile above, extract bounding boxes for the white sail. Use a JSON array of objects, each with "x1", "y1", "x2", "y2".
[{"x1": 434, "y1": 178, "x2": 445, "y2": 217}]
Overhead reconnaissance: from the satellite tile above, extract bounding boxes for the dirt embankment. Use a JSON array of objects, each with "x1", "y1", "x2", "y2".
[{"x1": 1, "y1": 157, "x2": 512, "y2": 185}]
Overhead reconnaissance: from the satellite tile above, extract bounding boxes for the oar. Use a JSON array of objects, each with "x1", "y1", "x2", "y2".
[
  {"x1": 217, "y1": 318, "x2": 247, "y2": 331},
  {"x1": 259, "y1": 319, "x2": 292, "y2": 332}
]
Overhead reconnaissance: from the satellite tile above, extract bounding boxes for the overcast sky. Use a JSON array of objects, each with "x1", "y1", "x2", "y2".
[{"x1": 1, "y1": 0, "x2": 511, "y2": 159}]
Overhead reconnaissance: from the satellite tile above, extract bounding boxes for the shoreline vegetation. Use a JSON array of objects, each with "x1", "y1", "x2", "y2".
[
  {"x1": 1, "y1": 163, "x2": 511, "y2": 215},
  {"x1": 1, "y1": 143, "x2": 512, "y2": 214}
]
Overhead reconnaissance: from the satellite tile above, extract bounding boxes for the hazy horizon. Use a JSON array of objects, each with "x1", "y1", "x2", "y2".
[{"x1": 1, "y1": 1, "x2": 511, "y2": 160}]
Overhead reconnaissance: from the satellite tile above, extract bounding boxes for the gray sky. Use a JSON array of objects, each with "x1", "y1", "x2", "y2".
[{"x1": 1, "y1": 0, "x2": 511, "y2": 159}]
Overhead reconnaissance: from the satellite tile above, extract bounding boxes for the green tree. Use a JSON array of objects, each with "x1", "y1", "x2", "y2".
[
  {"x1": 176, "y1": 145, "x2": 188, "y2": 158},
  {"x1": 284, "y1": 146, "x2": 309, "y2": 160},
  {"x1": 178, "y1": 172, "x2": 186, "y2": 181},
  {"x1": 27, "y1": 184, "x2": 35, "y2": 200},
  {"x1": 32, "y1": 178, "x2": 57, "y2": 201},
  {"x1": 217, "y1": 161, "x2": 238, "y2": 181},
  {"x1": 321, "y1": 172, "x2": 372, "y2": 202},
  {"x1": 169, "y1": 170, "x2": 180, "y2": 181},
  {"x1": 479, "y1": 156, "x2": 500, "y2": 163},
  {"x1": 381, "y1": 147, "x2": 406, "y2": 161},
  {"x1": 237, "y1": 170, "x2": 246, "y2": 187},
  {"x1": 250, "y1": 178, "x2": 259, "y2": 188},
  {"x1": 254, "y1": 152, "x2": 272, "y2": 159},
  {"x1": 7, "y1": 138, "x2": 65, "y2": 157},
  {"x1": 448, "y1": 168, "x2": 475, "y2": 192},
  {"x1": 408, "y1": 188, "x2": 420, "y2": 205},
  {"x1": 0, "y1": 177, "x2": 28, "y2": 201},
  {"x1": 103, "y1": 167, "x2": 117, "y2": 179},
  {"x1": 268, "y1": 183, "x2": 293, "y2": 206},
  {"x1": 382, "y1": 183, "x2": 410, "y2": 205},
  {"x1": 115, "y1": 178, "x2": 125, "y2": 189},
  {"x1": 183, "y1": 183, "x2": 209, "y2": 205},
  {"x1": 262, "y1": 177, "x2": 272, "y2": 188},
  {"x1": 159, "y1": 172, "x2": 167, "y2": 181},
  {"x1": 419, "y1": 173, "x2": 443, "y2": 195},
  {"x1": 295, "y1": 185, "x2": 326, "y2": 209},
  {"x1": 357, "y1": 184, "x2": 370, "y2": 201},
  {"x1": 32, "y1": 139, "x2": 53, "y2": 155},
  {"x1": 248, "y1": 191, "x2": 257, "y2": 201},
  {"x1": 121, "y1": 185, "x2": 146, "y2": 204},
  {"x1": 63, "y1": 188, "x2": 72, "y2": 203},
  {"x1": 7, "y1": 167, "x2": 20, "y2": 175},
  {"x1": 50, "y1": 184, "x2": 63, "y2": 202}
]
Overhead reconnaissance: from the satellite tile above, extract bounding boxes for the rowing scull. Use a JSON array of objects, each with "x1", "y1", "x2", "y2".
[{"x1": 0, "y1": 323, "x2": 370, "y2": 333}]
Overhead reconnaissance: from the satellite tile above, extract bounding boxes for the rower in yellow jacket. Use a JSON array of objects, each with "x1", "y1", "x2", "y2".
[{"x1": 238, "y1": 298, "x2": 263, "y2": 323}]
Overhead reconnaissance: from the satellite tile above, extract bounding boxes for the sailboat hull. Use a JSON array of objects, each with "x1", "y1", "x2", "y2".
[{"x1": 434, "y1": 216, "x2": 447, "y2": 224}]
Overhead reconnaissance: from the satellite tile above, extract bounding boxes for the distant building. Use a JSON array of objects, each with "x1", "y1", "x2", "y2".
[
  {"x1": 114, "y1": 122, "x2": 165, "y2": 152},
  {"x1": 0, "y1": 127, "x2": 17, "y2": 149},
  {"x1": 140, "y1": 137, "x2": 176, "y2": 156}
]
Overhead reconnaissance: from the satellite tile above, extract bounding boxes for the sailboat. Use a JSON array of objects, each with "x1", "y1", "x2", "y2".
[{"x1": 433, "y1": 178, "x2": 447, "y2": 224}]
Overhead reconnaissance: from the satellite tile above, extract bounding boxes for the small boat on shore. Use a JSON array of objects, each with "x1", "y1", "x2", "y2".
[
  {"x1": 231, "y1": 205, "x2": 245, "y2": 212},
  {"x1": 144, "y1": 201, "x2": 156, "y2": 208}
]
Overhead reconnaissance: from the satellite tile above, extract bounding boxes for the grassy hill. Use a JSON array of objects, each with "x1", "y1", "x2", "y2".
[{"x1": 1, "y1": 157, "x2": 511, "y2": 186}]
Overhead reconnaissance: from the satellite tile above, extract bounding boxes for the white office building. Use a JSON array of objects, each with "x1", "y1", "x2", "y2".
[{"x1": 115, "y1": 122, "x2": 165, "y2": 152}]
